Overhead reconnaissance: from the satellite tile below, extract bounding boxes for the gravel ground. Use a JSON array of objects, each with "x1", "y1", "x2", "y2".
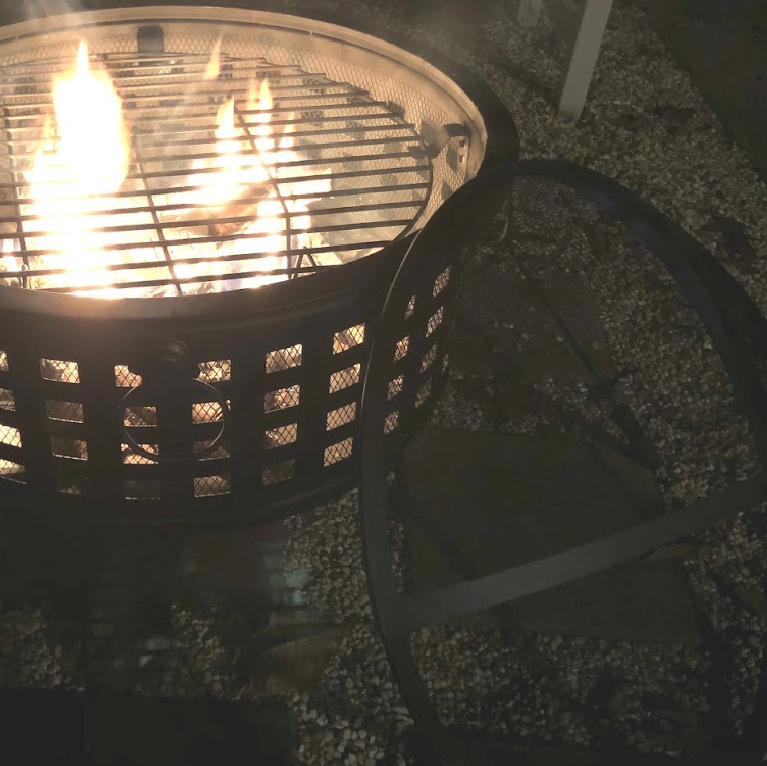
[{"x1": 1, "y1": 1, "x2": 767, "y2": 763}]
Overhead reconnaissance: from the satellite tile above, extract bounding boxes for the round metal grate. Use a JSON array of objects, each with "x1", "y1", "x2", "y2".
[{"x1": 0, "y1": 44, "x2": 434, "y2": 297}]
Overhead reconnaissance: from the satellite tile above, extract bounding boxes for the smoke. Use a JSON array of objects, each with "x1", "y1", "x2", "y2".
[{"x1": 19, "y1": 0, "x2": 90, "y2": 23}]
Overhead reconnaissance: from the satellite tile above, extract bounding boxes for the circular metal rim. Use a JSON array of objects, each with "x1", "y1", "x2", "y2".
[{"x1": 0, "y1": 5, "x2": 519, "y2": 321}]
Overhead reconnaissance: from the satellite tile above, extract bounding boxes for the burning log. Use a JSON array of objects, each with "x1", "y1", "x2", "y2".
[{"x1": 164, "y1": 180, "x2": 272, "y2": 237}]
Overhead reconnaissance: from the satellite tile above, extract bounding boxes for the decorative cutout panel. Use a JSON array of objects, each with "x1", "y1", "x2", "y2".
[
  {"x1": 266, "y1": 344, "x2": 302, "y2": 372},
  {"x1": 329, "y1": 364, "x2": 361, "y2": 393},
  {"x1": 324, "y1": 437, "x2": 353, "y2": 466},
  {"x1": 41, "y1": 359, "x2": 79, "y2": 383}
]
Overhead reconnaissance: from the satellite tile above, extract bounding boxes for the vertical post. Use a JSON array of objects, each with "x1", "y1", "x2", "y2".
[
  {"x1": 557, "y1": 0, "x2": 614, "y2": 119},
  {"x1": 517, "y1": 0, "x2": 543, "y2": 27}
]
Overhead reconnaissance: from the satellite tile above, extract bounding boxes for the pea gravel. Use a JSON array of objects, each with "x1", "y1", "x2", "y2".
[{"x1": 1, "y1": 1, "x2": 767, "y2": 763}]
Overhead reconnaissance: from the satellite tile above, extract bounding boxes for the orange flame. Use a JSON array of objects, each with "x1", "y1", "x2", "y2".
[
  {"x1": 22, "y1": 41, "x2": 133, "y2": 297},
  {"x1": 204, "y1": 38, "x2": 222, "y2": 80},
  {"x1": 11, "y1": 55, "x2": 340, "y2": 298}
]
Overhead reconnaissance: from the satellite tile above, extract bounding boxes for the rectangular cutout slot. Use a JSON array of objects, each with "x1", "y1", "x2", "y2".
[
  {"x1": 388, "y1": 375, "x2": 403, "y2": 401},
  {"x1": 41, "y1": 359, "x2": 79, "y2": 383},
  {"x1": 329, "y1": 364, "x2": 360, "y2": 393},
  {"x1": 58, "y1": 481, "x2": 84, "y2": 495},
  {"x1": 421, "y1": 344, "x2": 438, "y2": 372},
  {"x1": 326, "y1": 403, "x2": 356, "y2": 430},
  {"x1": 192, "y1": 400, "x2": 227, "y2": 424},
  {"x1": 0, "y1": 425, "x2": 21, "y2": 448},
  {"x1": 121, "y1": 443, "x2": 158, "y2": 465},
  {"x1": 46, "y1": 400, "x2": 83, "y2": 422},
  {"x1": 415, "y1": 381, "x2": 432, "y2": 408},
  {"x1": 123, "y1": 406, "x2": 157, "y2": 427},
  {"x1": 333, "y1": 324, "x2": 365, "y2": 354},
  {"x1": 384, "y1": 411, "x2": 399, "y2": 434},
  {"x1": 0, "y1": 458, "x2": 24, "y2": 482},
  {"x1": 0, "y1": 388, "x2": 14, "y2": 411},
  {"x1": 262, "y1": 460, "x2": 295, "y2": 485},
  {"x1": 114, "y1": 365, "x2": 142, "y2": 388},
  {"x1": 324, "y1": 437, "x2": 353, "y2": 466},
  {"x1": 426, "y1": 307, "x2": 444, "y2": 337},
  {"x1": 266, "y1": 344, "x2": 302, "y2": 373},
  {"x1": 194, "y1": 475, "x2": 231, "y2": 497},
  {"x1": 51, "y1": 436, "x2": 87, "y2": 460},
  {"x1": 265, "y1": 423, "x2": 298, "y2": 447},
  {"x1": 264, "y1": 385, "x2": 300, "y2": 413},
  {"x1": 394, "y1": 337, "x2": 409, "y2": 362},
  {"x1": 433, "y1": 266, "x2": 451, "y2": 297},
  {"x1": 193, "y1": 441, "x2": 231, "y2": 460},
  {"x1": 124, "y1": 480, "x2": 162, "y2": 500},
  {"x1": 198, "y1": 359, "x2": 231, "y2": 383}
]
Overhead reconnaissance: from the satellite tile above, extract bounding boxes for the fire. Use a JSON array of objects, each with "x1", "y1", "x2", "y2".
[
  {"x1": 51, "y1": 41, "x2": 130, "y2": 193},
  {"x1": 204, "y1": 38, "x2": 222, "y2": 80},
  {"x1": 8, "y1": 39, "x2": 340, "y2": 298},
  {"x1": 22, "y1": 41, "x2": 135, "y2": 298},
  {"x1": 176, "y1": 71, "x2": 334, "y2": 292}
]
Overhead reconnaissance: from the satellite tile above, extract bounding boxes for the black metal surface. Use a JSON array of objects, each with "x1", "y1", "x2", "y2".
[
  {"x1": 0, "y1": 9, "x2": 519, "y2": 527},
  {"x1": 357, "y1": 160, "x2": 767, "y2": 764}
]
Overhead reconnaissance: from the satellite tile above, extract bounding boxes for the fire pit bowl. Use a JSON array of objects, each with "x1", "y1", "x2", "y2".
[{"x1": 0, "y1": 6, "x2": 516, "y2": 528}]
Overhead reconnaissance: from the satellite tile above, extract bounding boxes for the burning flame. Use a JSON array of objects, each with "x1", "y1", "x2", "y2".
[
  {"x1": 177, "y1": 72, "x2": 333, "y2": 291},
  {"x1": 204, "y1": 38, "x2": 222, "y2": 80},
  {"x1": 22, "y1": 41, "x2": 133, "y2": 297},
  {"x1": 51, "y1": 41, "x2": 130, "y2": 192},
  {"x1": 10, "y1": 39, "x2": 339, "y2": 298}
]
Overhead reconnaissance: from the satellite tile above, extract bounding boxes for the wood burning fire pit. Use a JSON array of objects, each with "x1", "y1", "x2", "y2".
[{"x1": 0, "y1": 6, "x2": 516, "y2": 528}]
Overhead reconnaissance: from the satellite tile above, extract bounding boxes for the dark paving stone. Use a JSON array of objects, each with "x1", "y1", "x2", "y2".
[
  {"x1": 401, "y1": 426, "x2": 701, "y2": 644},
  {"x1": 638, "y1": 0, "x2": 767, "y2": 180}
]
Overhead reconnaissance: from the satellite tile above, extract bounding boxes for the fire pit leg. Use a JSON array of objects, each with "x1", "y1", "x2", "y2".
[{"x1": 84, "y1": 527, "x2": 184, "y2": 693}]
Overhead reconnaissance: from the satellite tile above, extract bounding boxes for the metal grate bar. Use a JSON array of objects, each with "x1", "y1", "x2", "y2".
[
  {"x1": 2, "y1": 93, "x2": 387, "y2": 125},
  {"x1": 2, "y1": 164, "x2": 429, "y2": 202},
  {"x1": 4, "y1": 181, "x2": 430, "y2": 214},
  {"x1": 6, "y1": 218, "x2": 412, "y2": 262},
  {"x1": 133, "y1": 150, "x2": 184, "y2": 297},
  {"x1": 1, "y1": 104, "x2": 395, "y2": 137},
  {"x1": 0, "y1": 152, "x2": 428, "y2": 192},
  {"x1": 8, "y1": 238, "x2": 392, "y2": 283},
  {"x1": 135, "y1": 122, "x2": 419, "y2": 151},
  {"x1": 132, "y1": 112, "x2": 412, "y2": 138},
  {"x1": 1, "y1": 80, "x2": 364, "y2": 108},
  {"x1": 0, "y1": 55, "x2": 325, "y2": 78},
  {"x1": 11, "y1": 209, "x2": 417, "y2": 241},
  {"x1": 3, "y1": 134, "x2": 423, "y2": 166},
  {"x1": 47, "y1": 259, "x2": 363, "y2": 294},
  {"x1": 0, "y1": 196, "x2": 426, "y2": 228},
  {"x1": 0, "y1": 113, "x2": 31, "y2": 288},
  {"x1": 3, "y1": 114, "x2": 415, "y2": 141}
]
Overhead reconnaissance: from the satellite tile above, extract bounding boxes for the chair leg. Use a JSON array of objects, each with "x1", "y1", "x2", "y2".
[{"x1": 557, "y1": 0, "x2": 614, "y2": 119}]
